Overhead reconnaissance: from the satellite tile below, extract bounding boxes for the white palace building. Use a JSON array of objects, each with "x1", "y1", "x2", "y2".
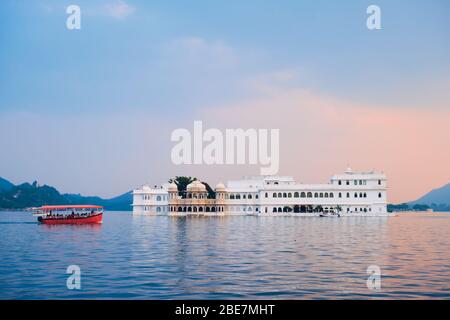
[{"x1": 132, "y1": 168, "x2": 389, "y2": 217}]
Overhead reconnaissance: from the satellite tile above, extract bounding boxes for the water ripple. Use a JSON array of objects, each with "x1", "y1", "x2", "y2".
[{"x1": 0, "y1": 211, "x2": 449, "y2": 299}]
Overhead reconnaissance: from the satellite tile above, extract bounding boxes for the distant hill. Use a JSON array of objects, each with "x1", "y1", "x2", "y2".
[
  {"x1": 388, "y1": 182, "x2": 450, "y2": 212},
  {"x1": 0, "y1": 177, "x2": 15, "y2": 192},
  {"x1": 100, "y1": 191, "x2": 133, "y2": 211},
  {"x1": 0, "y1": 177, "x2": 132, "y2": 211},
  {"x1": 0, "y1": 181, "x2": 67, "y2": 209},
  {"x1": 409, "y1": 182, "x2": 450, "y2": 209},
  {"x1": 64, "y1": 191, "x2": 133, "y2": 211}
]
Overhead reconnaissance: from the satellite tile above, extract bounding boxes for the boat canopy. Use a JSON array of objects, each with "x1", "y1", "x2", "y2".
[{"x1": 38, "y1": 205, "x2": 103, "y2": 211}]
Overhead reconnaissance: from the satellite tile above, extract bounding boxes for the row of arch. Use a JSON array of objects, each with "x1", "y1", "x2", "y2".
[
  {"x1": 169, "y1": 206, "x2": 225, "y2": 213},
  {"x1": 269, "y1": 191, "x2": 336, "y2": 198},
  {"x1": 145, "y1": 191, "x2": 381, "y2": 202},
  {"x1": 143, "y1": 195, "x2": 167, "y2": 201},
  {"x1": 147, "y1": 205, "x2": 372, "y2": 214},
  {"x1": 228, "y1": 193, "x2": 258, "y2": 200},
  {"x1": 268, "y1": 206, "x2": 371, "y2": 213},
  {"x1": 338, "y1": 180, "x2": 368, "y2": 186},
  {"x1": 270, "y1": 206, "x2": 334, "y2": 213},
  {"x1": 266, "y1": 191, "x2": 373, "y2": 199}
]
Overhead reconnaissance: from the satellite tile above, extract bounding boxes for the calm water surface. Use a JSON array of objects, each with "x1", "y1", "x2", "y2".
[{"x1": 0, "y1": 211, "x2": 449, "y2": 299}]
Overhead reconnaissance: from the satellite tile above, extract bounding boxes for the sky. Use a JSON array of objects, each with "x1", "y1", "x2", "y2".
[{"x1": 0, "y1": 0, "x2": 449, "y2": 203}]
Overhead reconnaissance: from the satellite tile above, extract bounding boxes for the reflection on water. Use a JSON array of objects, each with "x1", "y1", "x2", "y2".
[{"x1": 0, "y1": 211, "x2": 449, "y2": 299}]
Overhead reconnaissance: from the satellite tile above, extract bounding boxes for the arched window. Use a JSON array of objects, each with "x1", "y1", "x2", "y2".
[
  {"x1": 156, "y1": 195, "x2": 161, "y2": 201},
  {"x1": 307, "y1": 192, "x2": 312, "y2": 198},
  {"x1": 359, "y1": 192, "x2": 363, "y2": 198},
  {"x1": 339, "y1": 192, "x2": 342, "y2": 198},
  {"x1": 330, "y1": 193, "x2": 334, "y2": 198},
  {"x1": 378, "y1": 192, "x2": 382, "y2": 198},
  {"x1": 248, "y1": 194, "x2": 252, "y2": 199},
  {"x1": 236, "y1": 194, "x2": 241, "y2": 199},
  {"x1": 156, "y1": 207, "x2": 161, "y2": 212},
  {"x1": 283, "y1": 193, "x2": 287, "y2": 198},
  {"x1": 347, "y1": 192, "x2": 350, "y2": 198},
  {"x1": 278, "y1": 193, "x2": 282, "y2": 198},
  {"x1": 364, "y1": 193, "x2": 367, "y2": 198},
  {"x1": 294, "y1": 192, "x2": 299, "y2": 198},
  {"x1": 265, "y1": 192, "x2": 268, "y2": 198},
  {"x1": 243, "y1": 194, "x2": 246, "y2": 199},
  {"x1": 324, "y1": 193, "x2": 328, "y2": 198},
  {"x1": 355, "y1": 193, "x2": 358, "y2": 198},
  {"x1": 314, "y1": 193, "x2": 318, "y2": 198},
  {"x1": 273, "y1": 207, "x2": 277, "y2": 212},
  {"x1": 319, "y1": 192, "x2": 323, "y2": 198},
  {"x1": 273, "y1": 193, "x2": 277, "y2": 198},
  {"x1": 301, "y1": 192, "x2": 306, "y2": 198},
  {"x1": 230, "y1": 194, "x2": 235, "y2": 199},
  {"x1": 278, "y1": 207, "x2": 282, "y2": 212},
  {"x1": 288, "y1": 193, "x2": 292, "y2": 198}
]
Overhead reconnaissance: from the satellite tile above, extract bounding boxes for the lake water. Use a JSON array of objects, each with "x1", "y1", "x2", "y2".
[{"x1": 0, "y1": 211, "x2": 449, "y2": 299}]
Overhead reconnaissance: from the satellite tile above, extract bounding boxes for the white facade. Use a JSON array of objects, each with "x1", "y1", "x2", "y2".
[
  {"x1": 133, "y1": 168, "x2": 388, "y2": 216},
  {"x1": 132, "y1": 185, "x2": 170, "y2": 215}
]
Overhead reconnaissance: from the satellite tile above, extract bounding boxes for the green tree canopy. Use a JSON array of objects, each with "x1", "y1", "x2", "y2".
[
  {"x1": 168, "y1": 176, "x2": 216, "y2": 199},
  {"x1": 168, "y1": 176, "x2": 197, "y2": 195}
]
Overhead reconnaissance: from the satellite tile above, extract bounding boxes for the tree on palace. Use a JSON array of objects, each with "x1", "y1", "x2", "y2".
[{"x1": 168, "y1": 176, "x2": 216, "y2": 199}]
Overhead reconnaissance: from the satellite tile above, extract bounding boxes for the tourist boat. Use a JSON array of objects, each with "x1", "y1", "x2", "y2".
[{"x1": 33, "y1": 205, "x2": 104, "y2": 225}]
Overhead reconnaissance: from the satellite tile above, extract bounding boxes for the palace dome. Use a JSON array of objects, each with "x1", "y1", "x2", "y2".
[
  {"x1": 168, "y1": 182, "x2": 178, "y2": 192},
  {"x1": 187, "y1": 180, "x2": 206, "y2": 192},
  {"x1": 215, "y1": 182, "x2": 226, "y2": 191}
]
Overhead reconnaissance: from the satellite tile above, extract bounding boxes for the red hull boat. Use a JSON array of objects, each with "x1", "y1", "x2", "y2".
[
  {"x1": 38, "y1": 212, "x2": 103, "y2": 224},
  {"x1": 34, "y1": 205, "x2": 104, "y2": 225}
]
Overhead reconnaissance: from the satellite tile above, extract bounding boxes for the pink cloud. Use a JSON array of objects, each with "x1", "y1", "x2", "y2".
[
  {"x1": 104, "y1": 0, "x2": 135, "y2": 19},
  {"x1": 198, "y1": 86, "x2": 450, "y2": 203}
]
